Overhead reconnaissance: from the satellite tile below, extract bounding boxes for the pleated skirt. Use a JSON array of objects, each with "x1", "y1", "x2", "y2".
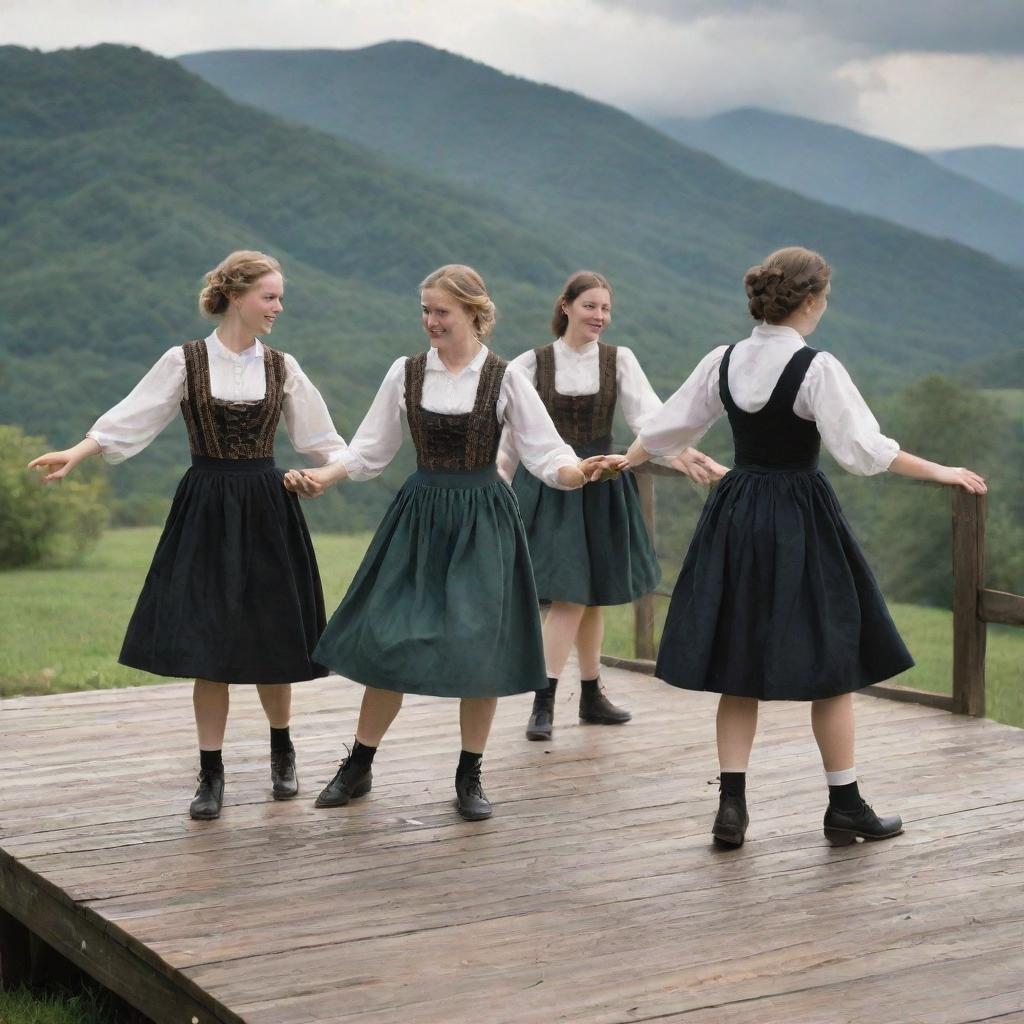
[
  {"x1": 511, "y1": 449, "x2": 660, "y2": 607},
  {"x1": 314, "y1": 467, "x2": 548, "y2": 698},
  {"x1": 656, "y1": 464, "x2": 914, "y2": 700},
  {"x1": 119, "y1": 457, "x2": 328, "y2": 684}
]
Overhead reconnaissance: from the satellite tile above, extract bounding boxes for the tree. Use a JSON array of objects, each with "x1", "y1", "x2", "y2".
[{"x1": 0, "y1": 425, "x2": 109, "y2": 569}]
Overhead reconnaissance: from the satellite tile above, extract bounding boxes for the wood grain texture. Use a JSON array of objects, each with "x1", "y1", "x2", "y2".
[{"x1": 1, "y1": 669, "x2": 1022, "y2": 1023}]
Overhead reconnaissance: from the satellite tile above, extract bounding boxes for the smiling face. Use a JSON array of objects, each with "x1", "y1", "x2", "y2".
[
  {"x1": 230, "y1": 271, "x2": 284, "y2": 336},
  {"x1": 563, "y1": 286, "x2": 612, "y2": 344},
  {"x1": 420, "y1": 286, "x2": 477, "y2": 349}
]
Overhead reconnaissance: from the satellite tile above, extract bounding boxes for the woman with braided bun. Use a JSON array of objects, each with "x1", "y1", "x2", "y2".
[
  {"x1": 28, "y1": 250, "x2": 350, "y2": 821},
  {"x1": 625, "y1": 246, "x2": 986, "y2": 848},
  {"x1": 499, "y1": 270, "x2": 724, "y2": 741},
  {"x1": 285, "y1": 265, "x2": 613, "y2": 821}
]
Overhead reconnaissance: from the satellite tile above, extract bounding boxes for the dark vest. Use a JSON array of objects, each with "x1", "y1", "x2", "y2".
[
  {"x1": 533, "y1": 342, "x2": 617, "y2": 448},
  {"x1": 180, "y1": 339, "x2": 285, "y2": 460},
  {"x1": 720, "y1": 344, "x2": 821, "y2": 471},
  {"x1": 404, "y1": 350, "x2": 507, "y2": 471}
]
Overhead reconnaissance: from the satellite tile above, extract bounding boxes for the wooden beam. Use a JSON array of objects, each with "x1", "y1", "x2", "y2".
[
  {"x1": 0, "y1": 851, "x2": 241, "y2": 1023},
  {"x1": 601, "y1": 654, "x2": 656, "y2": 675},
  {"x1": 0, "y1": 906, "x2": 31, "y2": 988},
  {"x1": 951, "y1": 489, "x2": 987, "y2": 717},
  {"x1": 633, "y1": 471, "x2": 657, "y2": 661},
  {"x1": 861, "y1": 683, "x2": 954, "y2": 712},
  {"x1": 979, "y1": 588, "x2": 1024, "y2": 627}
]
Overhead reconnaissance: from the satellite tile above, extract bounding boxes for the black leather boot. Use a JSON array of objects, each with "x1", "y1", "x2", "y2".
[
  {"x1": 455, "y1": 763, "x2": 493, "y2": 820},
  {"x1": 526, "y1": 689, "x2": 555, "y2": 741},
  {"x1": 712, "y1": 787, "x2": 749, "y2": 847},
  {"x1": 315, "y1": 755, "x2": 372, "y2": 808},
  {"x1": 270, "y1": 746, "x2": 299, "y2": 800},
  {"x1": 823, "y1": 801, "x2": 903, "y2": 846},
  {"x1": 189, "y1": 768, "x2": 224, "y2": 821},
  {"x1": 579, "y1": 680, "x2": 632, "y2": 724}
]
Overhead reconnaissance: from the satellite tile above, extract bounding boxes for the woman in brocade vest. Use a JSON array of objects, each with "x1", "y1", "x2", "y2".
[
  {"x1": 501, "y1": 271, "x2": 724, "y2": 741},
  {"x1": 285, "y1": 265, "x2": 613, "y2": 821},
  {"x1": 29, "y1": 251, "x2": 349, "y2": 821}
]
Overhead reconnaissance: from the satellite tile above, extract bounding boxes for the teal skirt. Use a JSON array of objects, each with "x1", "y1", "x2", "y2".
[
  {"x1": 512, "y1": 446, "x2": 660, "y2": 607},
  {"x1": 314, "y1": 467, "x2": 547, "y2": 698}
]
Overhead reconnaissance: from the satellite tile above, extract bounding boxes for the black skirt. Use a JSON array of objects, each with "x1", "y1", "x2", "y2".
[
  {"x1": 656, "y1": 465, "x2": 914, "y2": 700},
  {"x1": 119, "y1": 457, "x2": 328, "y2": 684}
]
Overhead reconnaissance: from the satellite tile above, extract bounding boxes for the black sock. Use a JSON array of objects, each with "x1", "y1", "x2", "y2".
[
  {"x1": 200, "y1": 749, "x2": 223, "y2": 772},
  {"x1": 270, "y1": 726, "x2": 292, "y2": 752},
  {"x1": 350, "y1": 739, "x2": 376, "y2": 768},
  {"x1": 828, "y1": 780, "x2": 862, "y2": 812},
  {"x1": 457, "y1": 750, "x2": 482, "y2": 778},
  {"x1": 719, "y1": 771, "x2": 746, "y2": 798},
  {"x1": 580, "y1": 677, "x2": 599, "y2": 695}
]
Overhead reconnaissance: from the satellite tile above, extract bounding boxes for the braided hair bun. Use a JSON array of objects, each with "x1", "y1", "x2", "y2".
[{"x1": 743, "y1": 247, "x2": 831, "y2": 324}]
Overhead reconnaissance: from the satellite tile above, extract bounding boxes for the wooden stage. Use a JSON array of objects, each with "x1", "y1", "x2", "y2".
[{"x1": 2, "y1": 668, "x2": 1023, "y2": 1024}]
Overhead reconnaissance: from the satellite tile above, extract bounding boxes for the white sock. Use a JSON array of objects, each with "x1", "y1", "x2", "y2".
[{"x1": 825, "y1": 767, "x2": 857, "y2": 787}]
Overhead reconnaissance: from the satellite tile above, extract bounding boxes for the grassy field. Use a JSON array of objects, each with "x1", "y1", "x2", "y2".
[{"x1": 1, "y1": 527, "x2": 1021, "y2": 725}]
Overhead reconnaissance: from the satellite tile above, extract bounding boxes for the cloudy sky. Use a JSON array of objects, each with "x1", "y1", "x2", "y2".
[{"x1": 4, "y1": 0, "x2": 1022, "y2": 149}]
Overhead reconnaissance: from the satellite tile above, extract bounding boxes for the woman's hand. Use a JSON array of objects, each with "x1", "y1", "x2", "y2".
[
  {"x1": 934, "y1": 465, "x2": 988, "y2": 494},
  {"x1": 283, "y1": 463, "x2": 347, "y2": 498},
  {"x1": 27, "y1": 438, "x2": 101, "y2": 483},
  {"x1": 672, "y1": 448, "x2": 728, "y2": 485},
  {"x1": 888, "y1": 452, "x2": 987, "y2": 494}
]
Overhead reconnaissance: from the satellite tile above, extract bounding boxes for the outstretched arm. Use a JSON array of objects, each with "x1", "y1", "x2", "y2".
[
  {"x1": 888, "y1": 452, "x2": 987, "y2": 493},
  {"x1": 28, "y1": 437, "x2": 102, "y2": 483}
]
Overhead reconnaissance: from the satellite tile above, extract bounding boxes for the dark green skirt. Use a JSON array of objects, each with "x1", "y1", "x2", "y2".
[
  {"x1": 512, "y1": 449, "x2": 660, "y2": 607},
  {"x1": 314, "y1": 467, "x2": 547, "y2": 698}
]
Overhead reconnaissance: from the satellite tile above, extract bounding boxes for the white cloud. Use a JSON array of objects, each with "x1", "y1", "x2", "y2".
[{"x1": 1, "y1": 0, "x2": 1020, "y2": 149}]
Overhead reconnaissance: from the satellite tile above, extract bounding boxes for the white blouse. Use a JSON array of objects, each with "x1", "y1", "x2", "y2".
[
  {"x1": 498, "y1": 338, "x2": 669, "y2": 475},
  {"x1": 87, "y1": 330, "x2": 349, "y2": 465},
  {"x1": 638, "y1": 324, "x2": 900, "y2": 476},
  {"x1": 340, "y1": 345, "x2": 579, "y2": 489}
]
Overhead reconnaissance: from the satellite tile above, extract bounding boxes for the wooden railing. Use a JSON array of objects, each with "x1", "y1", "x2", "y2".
[{"x1": 608, "y1": 470, "x2": 1024, "y2": 718}]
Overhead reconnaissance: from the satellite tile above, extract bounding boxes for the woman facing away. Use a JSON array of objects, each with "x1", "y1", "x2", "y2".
[
  {"x1": 284, "y1": 264, "x2": 614, "y2": 820},
  {"x1": 500, "y1": 270, "x2": 724, "y2": 741},
  {"x1": 624, "y1": 246, "x2": 986, "y2": 847},
  {"x1": 29, "y1": 251, "x2": 350, "y2": 821}
]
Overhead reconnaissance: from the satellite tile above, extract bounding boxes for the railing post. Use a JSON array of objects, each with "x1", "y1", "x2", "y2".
[
  {"x1": 951, "y1": 489, "x2": 986, "y2": 717},
  {"x1": 634, "y1": 471, "x2": 657, "y2": 661}
]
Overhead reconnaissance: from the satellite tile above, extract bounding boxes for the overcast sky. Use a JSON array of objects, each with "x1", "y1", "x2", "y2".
[{"x1": 4, "y1": 0, "x2": 1022, "y2": 149}]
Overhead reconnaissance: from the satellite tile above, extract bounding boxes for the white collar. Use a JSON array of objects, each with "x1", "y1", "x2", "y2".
[
  {"x1": 554, "y1": 336, "x2": 598, "y2": 357},
  {"x1": 425, "y1": 342, "x2": 488, "y2": 375},
  {"x1": 749, "y1": 323, "x2": 805, "y2": 345},
  {"x1": 206, "y1": 329, "x2": 264, "y2": 363}
]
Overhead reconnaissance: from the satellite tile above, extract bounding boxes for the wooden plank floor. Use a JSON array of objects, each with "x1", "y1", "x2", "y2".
[{"x1": 2, "y1": 669, "x2": 1023, "y2": 1024}]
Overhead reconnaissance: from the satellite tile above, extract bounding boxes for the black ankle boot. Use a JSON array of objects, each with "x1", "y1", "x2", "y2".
[
  {"x1": 823, "y1": 801, "x2": 903, "y2": 846},
  {"x1": 579, "y1": 680, "x2": 631, "y2": 725},
  {"x1": 315, "y1": 755, "x2": 372, "y2": 809},
  {"x1": 455, "y1": 763, "x2": 493, "y2": 820},
  {"x1": 189, "y1": 768, "x2": 224, "y2": 821},
  {"x1": 526, "y1": 689, "x2": 555, "y2": 741},
  {"x1": 270, "y1": 746, "x2": 299, "y2": 800},
  {"x1": 712, "y1": 786, "x2": 748, "y2": 847}
]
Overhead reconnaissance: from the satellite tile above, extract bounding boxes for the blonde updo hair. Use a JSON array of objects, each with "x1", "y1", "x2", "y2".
[
  {"x1": 419, "y1": 264, "x2": 497, "y2": 339},
  {"x1": 743, "y1": 246, "x2": 831, "y2": 324},
  {"x1": 552, "y1": 270, "x2": 613, "y2": 338},
  {"x1": 199, "y1": 250, "x2": 283, "y2": 318}
]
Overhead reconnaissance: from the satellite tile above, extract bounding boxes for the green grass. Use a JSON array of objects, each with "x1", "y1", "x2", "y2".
[
  {"x1": 0, "y1": 986, "x2": 123, "y2": 1024},
  {"x1": 0, "y1": 528, "x2": 371, "y2": 698},
  {"x1": 1, "y1": 528, "x2": 1021, "y2": 727}
]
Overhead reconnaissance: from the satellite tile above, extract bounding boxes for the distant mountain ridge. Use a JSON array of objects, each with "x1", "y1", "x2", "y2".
[
  {"x1": 179, "y1": 44, "x2": 1022, "y2": 389},
  {"x1": 930, "y1": 145, "x2": 1024, "y2": 207},
  {"x1": 651, "y1": 107, "x2": 1024, "y2": 268}
]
